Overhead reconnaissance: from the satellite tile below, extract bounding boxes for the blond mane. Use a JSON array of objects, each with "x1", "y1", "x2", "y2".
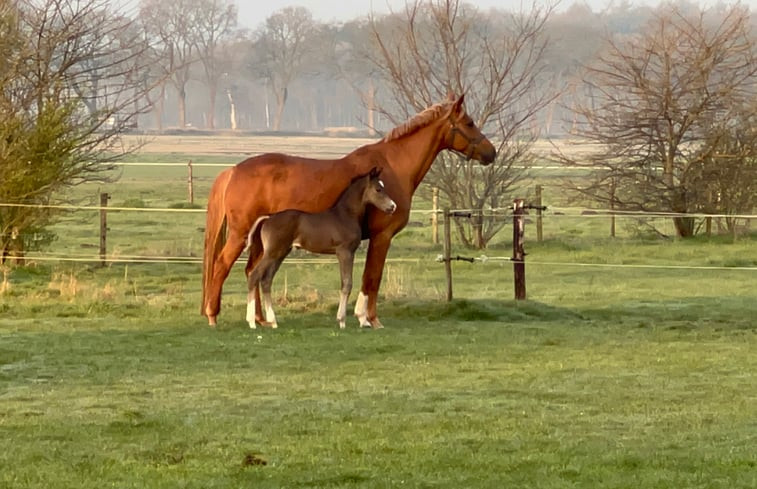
[{"x1": 381, "y1": 101, "x2": 453, "y2": 142}]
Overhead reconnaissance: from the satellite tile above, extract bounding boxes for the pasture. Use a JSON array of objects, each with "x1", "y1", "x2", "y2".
[{"x1": 1, "y1": 135, "x2": 756, "y2": 488}]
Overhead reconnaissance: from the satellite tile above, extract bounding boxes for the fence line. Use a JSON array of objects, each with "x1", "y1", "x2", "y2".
[
  {"x1": 114, "y1": 162, "x2": 232, "y2": 167},
  {"x1": 12, "y1": 251, "x2": 757, "y2": 272},
  {"x1": 15, "y1": 253, "x2": 422, "y2": 266},
  {"x1": 0, "y1": 202, "x2": 206, "y2": 213},
  {"x1": 453, "y1": 255, "x2": 757, "y2": 272},
  {"x1": 1, "y1": 200, "x2": 756, "y2": 220}
]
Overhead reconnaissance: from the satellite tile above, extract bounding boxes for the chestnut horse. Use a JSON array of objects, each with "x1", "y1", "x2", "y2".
[
  {"x1": 244, "y1": 167, "x2": 397, "y2": 330},
  {"x1": 202, "y1": 93, "x2": 496, "y2": 327}
]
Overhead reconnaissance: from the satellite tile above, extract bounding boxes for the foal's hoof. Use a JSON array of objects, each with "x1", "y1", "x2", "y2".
[{"x1": 259, "y1": 320, "x2": 278, "y2": 329}]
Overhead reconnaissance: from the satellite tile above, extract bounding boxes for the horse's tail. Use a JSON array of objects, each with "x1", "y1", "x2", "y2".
[
  {"x1": 244, "y1": 216, "x2": 270, "y2": 255},
  {"x1": 201, "y1": 168, "x2": 233, "y2": 316}
]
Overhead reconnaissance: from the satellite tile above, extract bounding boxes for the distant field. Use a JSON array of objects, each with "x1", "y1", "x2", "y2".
[
  {"x1": 1, "y1": 134, "x2": 755, "y2": 489},
  {"x1": 121, "y1": 134, "x2": 378, "y2": 160}
]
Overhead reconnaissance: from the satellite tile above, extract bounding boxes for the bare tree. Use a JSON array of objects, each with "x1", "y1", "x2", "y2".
[
  {"x1": 367, "y1": 0, "x2": 557, "y2": 248},
  {"x1": 250, "y1": 6, "x2": 323, "y2": 131},
  {"x1": 139, "y1": 0, "x2": 197, "y2": 128},
  {"x1": 692, "y1": 102, "x2": 757, "y2": 234},
  {"x1": 555, "y1": 4, "x2": 757, "y2": 237},
  {"x1": 1, "y1": 0, "x2": 155, "y2": 261},
  {"x1": 333, "y1": 19, "x2": 382, "y2": 135},
  {"x1": 190, "y1": 0, "x2": 237, "y2": 129}
]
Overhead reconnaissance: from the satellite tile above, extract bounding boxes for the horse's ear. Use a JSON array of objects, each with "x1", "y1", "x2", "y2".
[
  {"x1": 453, "y1": 94, "x2": 465, "y2": 113},
  {"x1": 369, "y1": 166, "x2": 381, "y2": 178}
]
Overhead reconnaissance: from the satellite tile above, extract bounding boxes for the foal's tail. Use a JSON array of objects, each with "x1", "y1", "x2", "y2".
[
  {"x1": 244, "y1": 216, "x2": 270, "y2": 255},
  {"x1": 201, "y1": 168, "x2": 232, "y2": 316}
]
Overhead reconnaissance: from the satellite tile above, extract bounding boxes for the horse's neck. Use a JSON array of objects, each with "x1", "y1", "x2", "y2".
[{"x1": 385, "y1": 121, "x2": 448, "y2": 190}]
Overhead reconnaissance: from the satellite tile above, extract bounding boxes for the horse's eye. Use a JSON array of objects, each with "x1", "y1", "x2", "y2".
[{"x1": 466, "y1": 120, "x2": 475, "y2": 128}]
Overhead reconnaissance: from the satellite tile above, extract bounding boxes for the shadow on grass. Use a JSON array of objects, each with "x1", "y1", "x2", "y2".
[
  {"x1": 381, "y1": 295, "x2": 756, "y2": 332},
  {"x1": 572, "y1": 295, "x2": 757, "y2": 329},
  {"x1": 382, "y1": 298, "x2": 586, "y2": 323}
]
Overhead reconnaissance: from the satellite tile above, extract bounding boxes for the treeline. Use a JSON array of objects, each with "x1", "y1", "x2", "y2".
[{"x1": 132, "y1": 0, "x2": 755, "y2": 134}]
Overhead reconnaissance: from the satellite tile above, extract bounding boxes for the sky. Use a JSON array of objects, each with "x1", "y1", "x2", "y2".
[
  {"x1": 238, "y1": 0, "x2": 634, "y2": 27},
  {"x1": 236, "y1": 0, "x2": 751, "y2": 29}
]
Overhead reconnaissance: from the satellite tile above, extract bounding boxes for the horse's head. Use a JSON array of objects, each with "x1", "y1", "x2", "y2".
[
  {"x1": 363, "y1": 167, "x2": 397, "y2": 214},
  {"x1": 444, "y1": 94, "x2": 497, "y2": 165}
]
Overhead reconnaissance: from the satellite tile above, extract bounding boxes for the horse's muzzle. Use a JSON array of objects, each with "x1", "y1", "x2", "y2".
[{"x1": 480, "y1": 145, "x2": 497, "y2": 165}]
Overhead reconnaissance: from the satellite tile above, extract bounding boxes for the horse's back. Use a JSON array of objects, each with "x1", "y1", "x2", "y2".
[{"x1": 225, "y1": 153, "x2": 358, "y2": 225}]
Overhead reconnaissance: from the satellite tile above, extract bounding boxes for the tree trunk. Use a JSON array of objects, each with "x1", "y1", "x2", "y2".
[
  {"x1": 178, "y1": 85, "x2": 187, "y2": 128},
  {"x1": 155, "y1": 84, "x2": 165, "y2": 131},
  {"x1": 673, "y1": 216, "x2": 695, "y2": 237},
  {"x1": 207, "y1": 80, "x2": 217, "y2": 129},
  {"x1": 273, "y1": 87, "x2": 287, "y2": 131},
  {"x1": 473, "y1": 211, "x2": 485, "y2": 249},
  {"x1": 227, "y1": 90, "x2": 237, "y2": 130},
  {"x1": 365, "y1": 80, "x2": 376, "y2": 136}
]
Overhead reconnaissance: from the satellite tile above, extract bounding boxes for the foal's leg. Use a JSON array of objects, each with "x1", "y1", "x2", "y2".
[
  {"x1": 246, "y1": 261, "x2": 269, "y2": 329},
  {"x1": 260, "y1": 257, "x2": 285, "y2": 329},
  {"x1": 336, "y1": 249, "x2": 355, "y2": 329},
  {"x1": 244, "y1": 250, "x2": 265, "y2": 323}
]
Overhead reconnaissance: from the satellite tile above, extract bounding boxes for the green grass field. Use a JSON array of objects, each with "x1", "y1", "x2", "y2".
[{"x1": 1, "y1": 135, "x2": 756, "y2": 488}]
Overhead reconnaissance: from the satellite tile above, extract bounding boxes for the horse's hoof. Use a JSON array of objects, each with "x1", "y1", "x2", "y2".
[
  {"x1": 248, "y1": 322, "x2": 257, "y2": 329},
  {"x1": 259, "y1": 321, "x2": 277, "y2": 329}
]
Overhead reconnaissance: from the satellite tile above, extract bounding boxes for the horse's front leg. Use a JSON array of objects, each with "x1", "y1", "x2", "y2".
[
  {"x1": 336, "y1": 249, "x2": 355, "y2": 329},
  {"x1": 206, "y1": 230, "x2": 247, "y2": 326},
  {"x1": 356, "y1": 235, "x2": 392, "y2": 329}
]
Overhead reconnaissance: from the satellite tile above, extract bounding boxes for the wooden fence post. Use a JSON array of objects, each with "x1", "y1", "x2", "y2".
[
  {"x1": 443, "y1": 208, "x2": 452, "y2": 301},
  {"x1": 512, "y1": 199, "x2": 526, "y2": 300},
  {"x1": 187, "y1": 160, "x2": 194, "y2": 204},
  {"x1": 535, "y1": 184, "x2": 543, "y2": 242},
  {"x1": 431, "y1": 187, "x2": 439, "y2": 244},
  {"x1": 99, "y1": 192, "x2": 109, "y2": 267}
]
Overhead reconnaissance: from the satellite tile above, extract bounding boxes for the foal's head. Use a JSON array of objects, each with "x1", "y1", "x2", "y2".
[{"x1": 355, "y1": 167, "x2": 396, "y2": 215}]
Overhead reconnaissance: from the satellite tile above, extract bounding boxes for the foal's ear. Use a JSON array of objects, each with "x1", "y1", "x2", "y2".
[{"x1": 369, "y1": 166, "x2": 382, "y2": 178}]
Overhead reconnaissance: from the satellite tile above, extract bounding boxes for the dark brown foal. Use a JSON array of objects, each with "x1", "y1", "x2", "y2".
[{"x1": 244, "y1": 167, "x2": 396, "y2": 329}]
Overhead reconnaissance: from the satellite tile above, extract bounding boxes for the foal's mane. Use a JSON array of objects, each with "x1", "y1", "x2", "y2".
[{"x1": 381, "y1": 100, "x2": 453, "y2": 143}]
